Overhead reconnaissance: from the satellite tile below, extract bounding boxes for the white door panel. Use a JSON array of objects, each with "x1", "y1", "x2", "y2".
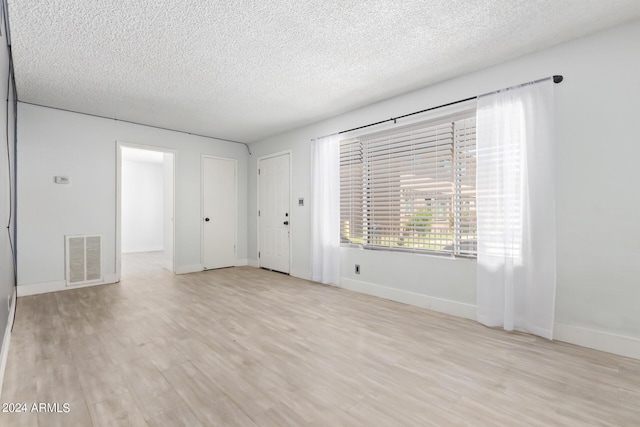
[
  {"x1": 259, "y1": 153, "x2": 290, "y2": 273},
  {"x1": 203, "y1": 157, "x2": 236, "y2": 269}
]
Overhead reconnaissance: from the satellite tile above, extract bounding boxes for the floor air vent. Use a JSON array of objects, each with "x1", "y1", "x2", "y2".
[{"x1": 65, "y1": 235, "x2": 103, "y2": 286}]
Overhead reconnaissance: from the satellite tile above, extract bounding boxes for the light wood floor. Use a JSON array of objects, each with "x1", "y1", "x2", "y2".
[{"x1": 1, "y1": 258, "x2": 639, "y2": 426}]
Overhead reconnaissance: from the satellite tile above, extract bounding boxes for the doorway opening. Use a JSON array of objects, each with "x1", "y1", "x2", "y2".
[{"x1": 117, "y1": 143, "x2": 175, "y2": 279}]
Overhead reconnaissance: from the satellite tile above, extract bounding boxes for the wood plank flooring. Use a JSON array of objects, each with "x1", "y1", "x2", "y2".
[{"x1": 1, "y1": 257, "x2": 639, "y2": 426}]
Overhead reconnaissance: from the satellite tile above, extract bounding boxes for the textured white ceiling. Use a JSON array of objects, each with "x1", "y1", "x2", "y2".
[{"x1": 7, "y1": 1, "x2": 640, "y2": 143}]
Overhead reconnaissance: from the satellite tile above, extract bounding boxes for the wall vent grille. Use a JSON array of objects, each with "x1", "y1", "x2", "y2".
[{"x1": 65, "y1": 235, "x2": 103, "y2": 286}]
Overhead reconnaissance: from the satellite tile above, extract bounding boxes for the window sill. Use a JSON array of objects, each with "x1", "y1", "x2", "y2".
[{"x1": 340, "y1": 244, "x2": 477, "y2": 260}]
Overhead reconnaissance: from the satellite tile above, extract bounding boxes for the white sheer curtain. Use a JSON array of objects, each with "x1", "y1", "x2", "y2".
[
  {"x1": 476, "y1": 78, "x2": 556, "y2": 339},
  {"x1": 311, "y1": 134, "x2": 340, "y2": 285}
]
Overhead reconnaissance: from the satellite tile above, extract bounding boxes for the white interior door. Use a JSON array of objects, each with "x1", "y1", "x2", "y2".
[
  {"x1": 202, "y1": 156, "x2": 236, "y2": 269},
  {"x1": 258, "y1": 153, "x2": 290, "y2": 273}
]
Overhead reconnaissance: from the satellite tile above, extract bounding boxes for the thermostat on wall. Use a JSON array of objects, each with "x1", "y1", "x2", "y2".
[{"x1": 54, "y1": 176, "x2": 70, "y2": 184}]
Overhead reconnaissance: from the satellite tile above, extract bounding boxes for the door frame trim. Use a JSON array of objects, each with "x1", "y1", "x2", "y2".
[
  {"x1": 201, "y1": 155, "x2": 238, "y2": 269},
  {"x1": 256, "y1": 150, "x2": 292, "y2": 273},
  {"x1": 116, "y1": 141, "x2": 177, "y2": 280}
]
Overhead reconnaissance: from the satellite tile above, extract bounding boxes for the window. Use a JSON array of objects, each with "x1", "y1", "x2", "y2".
[{"x1": 340, "y1": 110, "x2": 477, "y2": 257}]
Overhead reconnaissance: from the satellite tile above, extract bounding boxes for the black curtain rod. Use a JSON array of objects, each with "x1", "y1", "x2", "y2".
[{"x1": 338, "y1": 75, "x2": 563, "y2": 135}]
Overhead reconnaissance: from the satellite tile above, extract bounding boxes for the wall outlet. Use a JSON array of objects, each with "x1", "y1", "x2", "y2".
[{"x1": 355, "y1": 264, "x2": 360, "y2": 274}]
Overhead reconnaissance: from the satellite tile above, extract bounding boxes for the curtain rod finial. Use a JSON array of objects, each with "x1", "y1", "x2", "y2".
[{"x1": 553, "y1": 75, "x2": 563, "y2": 84}]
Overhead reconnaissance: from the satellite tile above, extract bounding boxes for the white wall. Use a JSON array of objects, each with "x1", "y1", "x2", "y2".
[
  {"x1": 17, "y1": 104, "x2": 249, "y2": 290},
  {"x1": 121, "y1": 159, "x2": 164, "y2": 253},
  {"x1": 248, "y1": 20, "x2": 640, "y2": 357},
  {"x1": 162, "y1": 153, "x2": 174, "y2": 270}
]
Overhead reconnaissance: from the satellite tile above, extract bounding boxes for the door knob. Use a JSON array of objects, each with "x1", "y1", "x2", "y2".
[
  {"x1": 205, "y1": 218, "x2": 210, "y2": 222},
  {"x1": 283, "y1": 221, "x2": 289, "y2": 225}
]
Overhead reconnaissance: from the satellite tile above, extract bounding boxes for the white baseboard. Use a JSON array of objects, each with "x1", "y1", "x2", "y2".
[
  {"x1": 337, "y1": 279, "x2": 639, "y2": 360},
  {"x1": 554, "y1": 323, "x2": 640, "y2": 360},
  {"x1": 18, "y1": 280, "x2": 66, "y2": 296},
  {"x1": 17, "y1": 276, "x2": 119, "y2": 297},
  {"x1": 248, "y1": 259, "x2": 259, "y2": 268},
  {"x1": 176, "y1": 261, "x2": 250, "y2": 273},
  {"x1": 121, "y1": 246, "x2": 163, "y2": 254},
  {"x1": 339, "y1": 278, "x2": 476, "y2": 320},
  {"x1": 290, "y1": 268, "x2": 311, "y2": 281},
  {"x1": 0, "y1": 288, "x2": 17, "y2": 400},
  {"x1": 175, "y1": 264, "x2": 203, "y2": 275}
]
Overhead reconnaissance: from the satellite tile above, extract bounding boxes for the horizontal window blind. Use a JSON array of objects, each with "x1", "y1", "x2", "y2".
[
  {"x1": 340, "y1": 138, "x2": 364, "y2": 245},
  {"x1": 340, "y1": 112, "x2": 477, "y2": 257},
  {"x1": 453, "y1": 117, "x2": 477, "y2": 256}
]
